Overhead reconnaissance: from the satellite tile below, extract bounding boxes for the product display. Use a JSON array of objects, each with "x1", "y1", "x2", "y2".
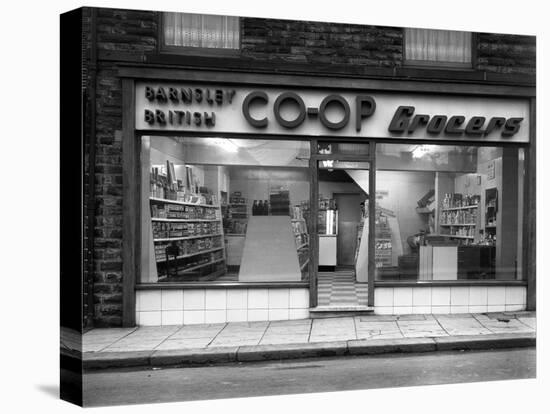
[
  {"x1": 224, "y1": 191, "x2": 249, "y2": 234},
  {"x1": 149, "y1": 164, "x2": 226, "y2": 281},
  {"x1": 269, "y1": 187, "x2": 290, "y2": 216},
  {"x1": 438, "y1": 192, "x2": 481, "y2": 244}
]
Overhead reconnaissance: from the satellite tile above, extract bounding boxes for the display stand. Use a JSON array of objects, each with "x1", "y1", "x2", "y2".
[
  {"x1": 239, "y1": 216, "x2": 301, "y2": 281},
  {"x1": 149, "y1": 197, "x2": 226, "y2": 281}
]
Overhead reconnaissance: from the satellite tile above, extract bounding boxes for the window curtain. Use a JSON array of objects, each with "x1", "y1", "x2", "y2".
[
  {"x1": 405, "y1": 28, "x2": 471, "y2": 64},
  {"x1": 163, "y1": 13, "x2": 239, "y2": 49}
]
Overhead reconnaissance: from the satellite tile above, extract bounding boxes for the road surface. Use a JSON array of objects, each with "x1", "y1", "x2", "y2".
[{"x1": 83, "y1": 347, "x2": 535, "y2": 406}]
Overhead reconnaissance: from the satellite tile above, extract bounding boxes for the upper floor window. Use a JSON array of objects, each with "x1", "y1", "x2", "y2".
[
  {"x1": 404, "y1": 28, "x2": 472, "y2": 68},
  {"x1": 161, "y1": 12, "x2": 240, "y2": 52}
]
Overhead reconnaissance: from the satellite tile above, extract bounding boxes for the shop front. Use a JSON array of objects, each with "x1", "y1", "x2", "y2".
[{"x1": 120, "y1": 67, "x2": 533, "y2": 326}]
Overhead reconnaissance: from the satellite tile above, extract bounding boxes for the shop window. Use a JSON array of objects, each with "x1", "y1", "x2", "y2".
[
  {"x1": 140, "y1": 136, "x2": 310, "y2": 284},
  {"x1": 161, "y1": 12, "x2": 240, "y2": 53},
  {"x1": 373, "y1": 143, "x2": 524, "y2": 282},
  {"x1": 404, "y1": 28, "x2": 472, "y2": 68}
]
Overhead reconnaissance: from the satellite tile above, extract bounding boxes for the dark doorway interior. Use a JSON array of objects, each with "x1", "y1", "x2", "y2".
[{"x1": 334, "y1": 192, "x2": 363, "y2": 266}]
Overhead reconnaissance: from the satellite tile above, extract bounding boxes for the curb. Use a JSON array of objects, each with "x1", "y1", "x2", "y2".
[{"x1": 81, "y1": 332, "x2": 536, "y2": 371}]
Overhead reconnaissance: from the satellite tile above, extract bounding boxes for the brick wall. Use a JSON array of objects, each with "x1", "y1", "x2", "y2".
[
  {"x1": 86, "y1": 7, "x2": 535, "y2": 327},
  {"x1": 91, "y1": 8, "x2": 157, "y2": 327},
  {"x1": 241, "y1": 18, "x2": 403, "y2": 67},
  {"x1": 476, "y1": 33, "x2": 536, "y2": 74}
]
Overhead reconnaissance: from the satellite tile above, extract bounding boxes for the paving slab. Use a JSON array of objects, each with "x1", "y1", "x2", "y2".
[
  {"x1": 154, "y1": 338, "x2": 214, "y2": 350},
  {"x1": 476, "y1": 318, "x2": 535, "y2": 334},
  {"x1": 436, "y1": 316, "x2": 492, "y2": 336},
  {"x1": 518, "y1": 317, "x2": 536, "y2": 329},
  {"x1": 168, "y1": 323, "x2": 225, "y2": 340},
  {"x1": 209, "y1": 322, "x2": 269, "y2": 347},
  {"x1": 354, "y1": 320, "x2": 403, "y2": 340},
  {"x1": 259, "y1": 334, "x2": 311, "y2": 345},
  {"x1": 397, "y1": 319, "x2": 448, "y2": 338}
]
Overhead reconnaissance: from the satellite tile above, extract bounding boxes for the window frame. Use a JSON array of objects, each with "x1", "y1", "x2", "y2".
[
  {"x1": 402, "y1": 28, "x2": 477, "y2": 70},
  {"x1": 157, "y1": 12, "x2": 242, "y2": 57}
]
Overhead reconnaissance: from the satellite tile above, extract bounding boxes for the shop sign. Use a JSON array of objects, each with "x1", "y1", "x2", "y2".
[{"x1": 135, "y1": 82, "x2": 530, "y2": 143}]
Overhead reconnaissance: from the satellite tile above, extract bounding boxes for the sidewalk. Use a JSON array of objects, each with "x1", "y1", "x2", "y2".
[{"x1": 73, "y1": 311, "x2": 536, "y2": 370}]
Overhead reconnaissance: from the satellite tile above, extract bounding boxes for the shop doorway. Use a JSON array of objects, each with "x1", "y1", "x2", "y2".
[
  {"x1": 334, "y1": 193, "x2": 363, "y2": 267},
  {"x1": 314, "y1": 151, "x2": 372, "y2": 309}
]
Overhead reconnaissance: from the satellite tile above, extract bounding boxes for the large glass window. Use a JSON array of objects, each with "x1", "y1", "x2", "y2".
[
  {"x1": 140, "y1": 136, "x2": 310, "y2": 284},
  {"x1": 374, "y1": 144, "x2": 524, "y2": 282}
]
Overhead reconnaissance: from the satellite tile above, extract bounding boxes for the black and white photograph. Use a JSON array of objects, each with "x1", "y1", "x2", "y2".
[{"x1": 4, "y1": 0, "x2": 548, "y2": 412}]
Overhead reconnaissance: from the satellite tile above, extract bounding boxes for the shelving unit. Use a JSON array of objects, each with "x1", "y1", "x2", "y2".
[
  {"x1": 291, "y1": 216, "x2": 309, "y2": 277},
  {"x1": 224, "y1": 193, "x2": 248, "y2": 235},
  {"x1": 150, "y1": 197, "x2": 226, "y2": 280},
  {"x1": 438, "y1": 204, "x2": 478, "y2": 241}
]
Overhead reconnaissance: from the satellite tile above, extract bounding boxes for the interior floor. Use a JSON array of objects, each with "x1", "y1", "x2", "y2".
[{"x1": 317, "y1": 269, "x2": 368, "y2": 307}]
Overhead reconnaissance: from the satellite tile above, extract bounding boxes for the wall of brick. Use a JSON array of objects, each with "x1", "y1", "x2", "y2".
[
  {"x1": 90, "y1": 9, "x2": 158, "y2": 327},
  {"x1": 85, "y1": 7, "x2": 535, "y2": 327},
  {"x1": 241, "y1": 18, "x2": 403, "y2": 67},
  {"x1": 476, "y1": 33, "x2": 536, "y2": 74}
]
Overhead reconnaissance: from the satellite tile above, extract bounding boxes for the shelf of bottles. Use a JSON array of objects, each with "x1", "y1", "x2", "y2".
[
  {"x1": 375, "y1": 211, "x2": 392, "y2": 268},
  {"x1": 354, "y1": 201, "x2": 393, "y2": 268},
  {"x1": 291, "y1": 203, "x2": 309, "y2": 278},
  {"x1": 224, "y1": 192, "x2": 248, "y2": 235},
  {"x1": 439, "y1": 193, "x2": 480, "y2": 242},
  {"x1": 484, "y1": 188, "x2": 498, "y2": 246},
  {"x1": 149, "y1": 166, "x2": 225, "y2": 280},
  {"x1": 318, "y1": 197, "x2": 338, "y2": 235}
]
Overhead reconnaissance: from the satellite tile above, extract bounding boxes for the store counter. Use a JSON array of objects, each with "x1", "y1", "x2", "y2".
[{"x1": 319, "y1": 235, "x2": 337, "y2": 266}]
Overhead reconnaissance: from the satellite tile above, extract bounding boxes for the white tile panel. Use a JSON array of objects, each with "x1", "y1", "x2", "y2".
[
  {"x1": 450, "y1": 287, "x2": 469, "y2": 306},
  {"x1": 205, "y1": 310, "x2": 227, "y2": 324},
  {"x1": 183, "y1": 310, "x2": 205, "y2": 325},
  {"x1": 505, "y1": 286, "x2": 526, "y2": 305},
  {"x1": 138, "y1": 311, "x2": 161, "y2": 326},
  {"x1": 289, "y1": 289, "x2": 309, "y2": 308},
  {"x1": 248, "y1": 289, "x2": 269, "y2": 309},
  {"x1": 205, "y1": 290, "x2": 227, "y2": 310},
  {"x1": 394, "y1": 288, "x2": 413, "y2": 307},
  {"x1": 183, "y1": 290, "x2": 205, "y2": 310},
  {"x1": 450, "y1": 305, "x2": 469, "y2": 314},
  {"x1": 227, "y1": 309, "x2": 248, "y2": 322},
  {"x1": 161, "y1": 290, "x2": 184, "y2": 311},
  {"x1": 487, "y1": 287, "x2": 506, "y2": 305},
  {"x1": 374, "y1": 288, "x2": 394, "y2": 307},
  {"x1": 138, "y1": 290, "x2": 161, "y2": 311},
  {"x1": 468, "y1": 305, "x2": 488, "y2": 313},
  {"x1": 468, "y1": 287, "x2": 488, "y2": 306},
  {"x1": 412, "y1": 287, "x2": 431, "y2": 306},
  {"x1": 268, "y1": 289, "x2": 290, "y2": 309},
  {"x1": 393, "y1": 306, "x2": 413, "y2": 315},
  {"x1": 431, "y1": 287, "x2": 451, "y2": 306},
  {"x1": 161, "y1": 310, "x2": 184, "y2": 326},
  {"x1": 227, "y1": 289, "x2": 248, "y2": 309},
  {"x1": 248, "y1": 309, "x2": 269, "y2": 322},
  {"x1": 268, "y1": 308, "x2": 290, "y2": 321},
  {"x1": 289, "y1": 308, "x2": 310, "y2": 320},
  {"x1": 374, "y1": 306, "x2": 394, "y2": 315}
]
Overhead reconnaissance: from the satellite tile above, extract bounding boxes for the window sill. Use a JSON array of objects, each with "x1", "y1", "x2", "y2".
[
  {"x1": 374, "y1": 280, "x2": 527, "y2": 288},
  {"x1": 136, "y1": 281, "x2": 310, "y2": 290}
]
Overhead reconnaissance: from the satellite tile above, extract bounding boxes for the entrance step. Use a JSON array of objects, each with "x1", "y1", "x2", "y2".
[{"x1": 309, "y1": 306, "x2": 374, "y2": 319}]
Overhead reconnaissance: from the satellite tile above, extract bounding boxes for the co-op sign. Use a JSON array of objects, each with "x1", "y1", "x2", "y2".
[{"x1": 135, "y1": 83, "x2": 529, "y2": 143}]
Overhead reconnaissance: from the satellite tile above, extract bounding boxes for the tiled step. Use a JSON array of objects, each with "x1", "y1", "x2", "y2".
[{"x1": 309, "y1": 306, "x2": 374, "y2": 319}]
